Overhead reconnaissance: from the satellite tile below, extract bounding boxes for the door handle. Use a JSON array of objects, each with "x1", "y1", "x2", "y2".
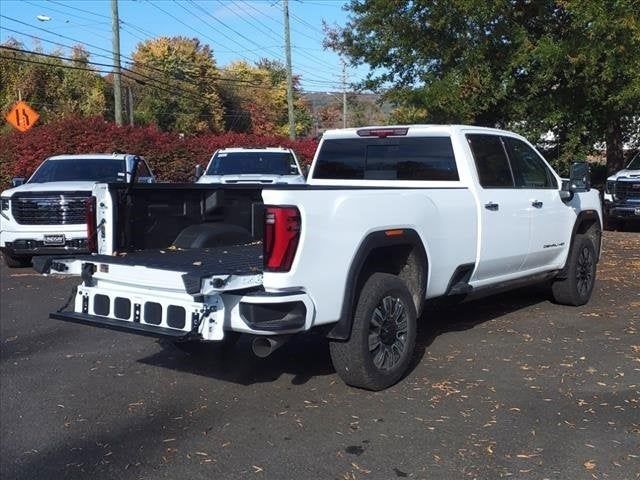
[
  {"x1": 532, "y1": 201, "x2": 543, "y2": 208},
  {"x1": 484, "y1": 202, "x2": 499, "y2": 211}
]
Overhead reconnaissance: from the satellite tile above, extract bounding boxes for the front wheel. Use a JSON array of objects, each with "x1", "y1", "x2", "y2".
[
  {"x1": 330, "y1": 273, "x2": 417, "y2": 391},
  {"x1": 551, "y1": 234, "x2": 597, "y2": 306}
]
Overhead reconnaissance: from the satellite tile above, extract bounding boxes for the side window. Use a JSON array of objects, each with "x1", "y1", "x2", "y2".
[
  {"x1": 466, "y1": 134, "x2": 514, "y2": 188},
  {"x1": 503, "y1": 137, "x2": 556, "y2": 189},
  {"x1": 136, "y1": 160, "x2": 151, "y2": 180}
]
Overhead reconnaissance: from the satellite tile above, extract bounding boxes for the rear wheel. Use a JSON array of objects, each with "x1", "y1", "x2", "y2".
[
  {"x1": 551, "y1": 234, "x2": 597, "y2": 306},
  {"x1": 330, "y1": 273, "x2": 417, "y2": 391},
  {"x1": 2, "y1": 252, "x2": 31, "y2": 268}
]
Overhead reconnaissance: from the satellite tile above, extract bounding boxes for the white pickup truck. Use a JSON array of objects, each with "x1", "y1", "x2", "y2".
[
  {"x1": 195, "y1": 147, "x2": 306, "y2": 184},
  {"x1": 36, "y1": 125, "x2": 602, "y2": 390},
  {"x1": 1, "y1": 153, "x2": 155, "y2": 267}
]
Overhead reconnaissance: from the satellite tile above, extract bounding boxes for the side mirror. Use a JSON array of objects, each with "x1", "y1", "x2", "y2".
[
  {"x1": 11, "y1": 177, "x2": 25, "y2": 187},
  {"x1": 569, "y1": 161, "x2": 591, "y2": 192},
  {"x1": 194, "y1": 164, "x2": 204, "y2": 179}
]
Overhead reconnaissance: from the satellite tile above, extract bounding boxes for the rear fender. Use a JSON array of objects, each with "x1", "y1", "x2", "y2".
[{"x1": 327, "y1": 229, "x2": 427, "y2": 341}]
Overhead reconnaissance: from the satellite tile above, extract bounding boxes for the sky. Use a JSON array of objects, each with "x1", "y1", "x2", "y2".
[{"x1": 0, "y1": 0, "x2": 367, "y2": 92}]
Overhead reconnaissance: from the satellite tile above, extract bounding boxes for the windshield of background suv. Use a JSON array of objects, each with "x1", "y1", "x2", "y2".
[
  {"x1": 627, "y1": 153, "x2": 640, "y2": 170},
  {"x1": 28, "y1": 158, "x2": 127, "y2": 183},
  {"x1": 206, "y1": 152, "x2": 297, "y2": 176}
]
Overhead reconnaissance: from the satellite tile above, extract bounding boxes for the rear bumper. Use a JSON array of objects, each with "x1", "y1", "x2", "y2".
[
  {"x1": 50, "y1": 311, "x2": 192, "y2": 339},
  {"x1": 49, "y1": 283, "x2": 316, "y2": 341}
]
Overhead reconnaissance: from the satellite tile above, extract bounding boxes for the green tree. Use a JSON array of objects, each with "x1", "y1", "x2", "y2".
[
  {"x1": 219, "y1": 59, "x2": 312, "y2": 136},
  {"x1": 327, "y1": 0, "x2": 640, "y2": 172},
  {"x1": 130, "y1": 36, "x2": 224, "y2": 133},
  {"x1": 1, "y1": 39, "x2": 107, "y2": 128}
]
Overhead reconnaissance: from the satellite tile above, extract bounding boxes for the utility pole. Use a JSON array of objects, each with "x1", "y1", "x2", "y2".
[
  {"x1": 111, "y1": 0, "x2": 123, "y2": 126},
  {"x1": 127, "y1": 86, "x2": 134, "y2": 126},
  {"x1": 283, "y1": 0, "x2": 295, "y2": 139},
  {"x1": 341, "y1": 60, "x2": 347, "y2": 129}
]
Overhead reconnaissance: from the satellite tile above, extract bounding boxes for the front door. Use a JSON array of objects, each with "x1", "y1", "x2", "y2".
[{"x1": 502, "y1": 136, "x2": 572, "y2": 270}]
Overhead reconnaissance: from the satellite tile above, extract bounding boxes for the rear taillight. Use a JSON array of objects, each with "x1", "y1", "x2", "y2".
[
  {"x1": 264, "y1": 206, "x2": 301, "y2": 272},
  {"x1": 86, "y1": 196, "x2": 97, "y2": 253}
]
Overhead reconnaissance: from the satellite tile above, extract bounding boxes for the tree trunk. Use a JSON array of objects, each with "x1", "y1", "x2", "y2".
[{"x1": 605, "y1": 118, "x2": 625, "y2": 174}]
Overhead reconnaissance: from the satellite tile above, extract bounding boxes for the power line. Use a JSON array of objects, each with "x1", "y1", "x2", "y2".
[
  {"x1": 0, "y1": 15, "x2": 262, "y2": 90},
  {"x1": 47, "y1": 0, "x2": 111, "y2": 20},
  {"x1": 0, "y1": 45, "x2": 291, "y2": 95},
  {"x1": 205, "y1": 0, "x2": 338, "y2": 81},
  {"x1": 1, "y1": 10, "x2": 340, "y2": 88},
  {"x1": 146, "y1": 0, "x2": 254, "y2": 64}
]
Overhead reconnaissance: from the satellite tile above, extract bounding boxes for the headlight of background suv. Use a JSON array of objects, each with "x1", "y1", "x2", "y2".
[
  {"x1": 0, "y1": 198, "x2": 9, "y2": 211},
  {"x1": 605, "y1": 181, "x2": 615, "y2": 194}
]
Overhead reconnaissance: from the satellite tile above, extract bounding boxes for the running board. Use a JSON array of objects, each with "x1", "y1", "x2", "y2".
[
  {"x1": 447, "y1": 282, "x2": 473, "y2": 296},
  {"x1": 50, "y1": 312, "x2": 192, "y2": 339}
]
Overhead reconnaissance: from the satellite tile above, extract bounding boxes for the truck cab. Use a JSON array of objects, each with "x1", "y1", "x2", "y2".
[
  {"x1": 195, "y1": 147, "x2": 305, "y2": 185},
  {"x1": 0, "y1": 153, "x2": 155, "y2": 267},
  {"x1": 603, "y1": 153, "x2": 640, "y2": 229}
]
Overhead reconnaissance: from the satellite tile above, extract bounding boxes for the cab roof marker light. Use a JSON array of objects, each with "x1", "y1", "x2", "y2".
[{"x1": 356, "y1": 128, "x2": 409, "y2": 138}]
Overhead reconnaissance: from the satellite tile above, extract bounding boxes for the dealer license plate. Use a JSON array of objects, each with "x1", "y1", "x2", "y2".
[{"x1": 43, "y1": 234, "x2": 65, "y2": 246}]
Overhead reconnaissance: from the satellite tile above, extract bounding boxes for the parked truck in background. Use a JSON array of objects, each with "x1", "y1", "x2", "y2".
[
  {"x1": 603, "y1": 152, "x2": 640, "y2": 230},
  {"x1": 195, "y1": 147, "x2": 306, "y2": 185},
  {"x1": 36, "y1": 126, "x2": 602, "y2": 390},
  {"x1": 0, "y1": 154, "x2": 155, "y2": 267}
]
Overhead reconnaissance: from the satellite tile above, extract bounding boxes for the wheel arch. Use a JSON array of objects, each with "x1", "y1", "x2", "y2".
[
  {"x1": 327, "y1": 229, "x2": 428, "y2": 341},
  {"x1": 558, "y1": 210, "x2": 602, "y2": 279}
]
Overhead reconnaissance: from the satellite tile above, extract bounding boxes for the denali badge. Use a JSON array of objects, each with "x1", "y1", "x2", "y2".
[{"x1": 635, "y1": 207, "x2": 640, "y2": 216}]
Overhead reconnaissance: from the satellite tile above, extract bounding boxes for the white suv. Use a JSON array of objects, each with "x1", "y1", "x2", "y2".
[
  {"x1": 196, "y1": 147, "x2": 306, "y2": 184},
  {"x1": 603, "y1": 153, "x2": 640, "y2": 229},
  {"x1": 0, "y1": 153, "x2": 154, "y2": 267}
]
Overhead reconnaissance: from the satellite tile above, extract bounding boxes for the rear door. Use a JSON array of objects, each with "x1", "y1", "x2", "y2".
[
  {"x1": 502, "y1": 136, "x2": 570, "y2": 270},
  {"x1": 466, "y1": 134, "x2": 531, "y2": 284}
]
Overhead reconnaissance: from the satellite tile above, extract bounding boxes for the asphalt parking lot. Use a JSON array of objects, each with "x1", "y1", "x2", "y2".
[{"x1": 1, "y1": 231, "x2": 639, "y2": 480}]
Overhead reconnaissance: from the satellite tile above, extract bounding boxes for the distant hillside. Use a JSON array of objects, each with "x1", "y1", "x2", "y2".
[{"x1": 302, "y1": 92, "x2": 393, "y2": 115}]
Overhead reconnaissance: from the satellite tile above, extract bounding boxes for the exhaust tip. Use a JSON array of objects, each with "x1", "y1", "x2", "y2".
[
  {"x1": 251, "y1": 335, "x2": 291, "y2": 358},
  {"x1": 252, "y1": 337, "x2": 275, "y2": 358}
]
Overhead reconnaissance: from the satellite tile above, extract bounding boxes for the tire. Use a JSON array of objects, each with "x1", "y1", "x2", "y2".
[
  {"x1": 605, "y1": 216, "x2": 622, "y2": 231},
  {"x1": 604, "y1": 217, "x2": 618, "y2": 231},
  {"x1": 2, "y1": 252, "x2": 31, "y2": 268},
  {"x1": 551, "y1": 234, "x2": 597, "y2": 306},
  {"x1": 330, "y1": 273, "x2": 417, "y2": 391},
  {"x1": 166, "y1": 332, "x2": 241, "y2": 357}
]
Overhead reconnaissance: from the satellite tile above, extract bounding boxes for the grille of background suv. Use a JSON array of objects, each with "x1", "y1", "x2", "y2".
[{"x1": 11, "y1": 193, "x2": 90, "y2": 225}]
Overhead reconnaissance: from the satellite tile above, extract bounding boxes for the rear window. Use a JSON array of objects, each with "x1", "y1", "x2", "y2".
[{"x1": 313, "y1": 137, "x2": 459, "y2": 181}]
